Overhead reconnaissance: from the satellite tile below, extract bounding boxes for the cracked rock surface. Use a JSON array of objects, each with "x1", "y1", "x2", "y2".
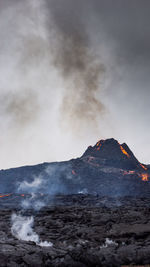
[{"x1": 0, "y1": 195, "x2": 150, "y2": 266}]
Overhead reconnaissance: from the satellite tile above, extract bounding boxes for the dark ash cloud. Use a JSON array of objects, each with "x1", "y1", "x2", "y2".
[
  {"x1": 46, "y1": 0, "x2": 106, "y2": 133},
  {"x1": 1, "y1": 90, "x2": 39, "y2": 127}
]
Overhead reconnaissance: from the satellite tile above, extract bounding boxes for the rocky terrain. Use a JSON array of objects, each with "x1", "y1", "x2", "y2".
[{"x1": 0, "y1": 195, "x2": 150, "y2": 266}]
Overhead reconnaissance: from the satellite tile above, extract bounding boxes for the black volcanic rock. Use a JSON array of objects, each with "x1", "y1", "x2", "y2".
[
  {"x1": 82, "y1": 138, "x2": 140, "y2": 170},
  {"x1": 0, "y1": 138, "x2": 150, "y2": 196},
  {"x1": 1, "y1": 196, "x2": 150, "y2": 266}
]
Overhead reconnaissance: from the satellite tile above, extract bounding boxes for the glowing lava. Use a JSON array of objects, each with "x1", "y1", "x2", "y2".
[
  {"x1": 96, "y1": 141, "x2": 101, "y2": 151},
  {"x1": 141, "y1": 173, "x2": 149, "y2": 181},
  {"x1": 0, "y1": 194, "x2": 26, "y2": 198},
  {"x1": 0, "y1": 194, "x2": 11, "y2": 198},
  {"x1": 96, "y1": 140, "x2": 105, "y2": 151},
  {"x1": 140, "y1": 164, "x2": 148, "y2": 171},
  {"x1": 120, "y1": 145, "x2": 130, "y2": 158}
]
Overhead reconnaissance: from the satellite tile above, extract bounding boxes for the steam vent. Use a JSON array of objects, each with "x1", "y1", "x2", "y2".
[{"x1": 0, "y1": 138, "x2": 150, "y2": 197}]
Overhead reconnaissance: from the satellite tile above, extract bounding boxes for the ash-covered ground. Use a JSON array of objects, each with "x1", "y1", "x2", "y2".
[{"x1": 0, "y1": 194, "x2": 150, "y2": 267}]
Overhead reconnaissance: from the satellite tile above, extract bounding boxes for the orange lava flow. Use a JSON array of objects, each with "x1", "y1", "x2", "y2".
[
  {"x1": 141, "y1": 173, "x2": 149, "y2": 181},
  {"x1": 96, "y1": 141, "x2": 101, "y2": 146},
  {"x1": 140, "y1": 164, "x2": 148, "y2": 171},
  {"x1": 0, "y1": 194, "x2": 11, "y2": 198},
  {"x1": 96, "y1": 141, "x2": 102, "y2": 151},
  {"x1": 0, "y1": 193, "x2": 26, "y2": 198},
  {"x1": 120, "y1": 146, "x2": 130, "y2": 158}
]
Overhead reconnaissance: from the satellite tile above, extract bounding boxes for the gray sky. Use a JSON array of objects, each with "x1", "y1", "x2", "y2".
[{"x1": 0, "y1": 0, "x2": 150, "y2": 169}]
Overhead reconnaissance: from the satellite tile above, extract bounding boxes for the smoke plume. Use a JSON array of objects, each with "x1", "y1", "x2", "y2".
[
  {"x1": 50, "y1": 28, "x2": 105, "y2": 133},
  {"x1": 11, "y1": 162, "x2": 77, "y2": 245},
  {"x1": 18, "y1": 177, "x2": 44, "y2": 192},
  {"x1": 46, "y1": 0, "x2": 106, "y2": 134},
  {"x1": 11, "y1": 173, "x2": 53, "y2": 246},
  {"x1": 11, "y1": 213, "x2": 53, "y2": 247},
  {"x1": 21, "y1": 193, "x2": 45, "y2": 211}
]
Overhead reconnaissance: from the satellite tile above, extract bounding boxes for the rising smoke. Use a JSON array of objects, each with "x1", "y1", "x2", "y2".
[
  {"x1": 11, "y1": 213, "x2": 53, "y2": 247},
  {"x1": 48, "y1": 13, "x2": 106, "y2": 133},
  {"x1": 0, "y1": 0, "x2": 150, "y2": 168},
  {"x1": 0, "y1": 0, "x2": 108, "y2": 169},
  {"x1": 11, "y1": 163, "x2": 75, "y2": 245},
  {"x1": 11, "y1": 173, "x2": 54, "y2": 247},
  {"x1": 18, "y1": 176, "x2": 44, "y2": 192}
]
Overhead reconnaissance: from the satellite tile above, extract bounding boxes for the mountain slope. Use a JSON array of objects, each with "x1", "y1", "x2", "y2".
[{"x1": 0, "y1": 138, "x2": 150, "y2": 196}]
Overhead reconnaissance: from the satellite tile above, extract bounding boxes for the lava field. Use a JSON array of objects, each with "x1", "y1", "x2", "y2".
[{"x1": 0, "y1": 194, "x2": 150, "y2": 266}]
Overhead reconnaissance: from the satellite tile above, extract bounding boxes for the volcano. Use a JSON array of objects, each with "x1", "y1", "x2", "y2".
[
  {"x1": 82, "y1": 138, "x2": 143, "y2": 170},
  {"x1": 0, "y1": 138, "x2": 150, "y2": 197}
]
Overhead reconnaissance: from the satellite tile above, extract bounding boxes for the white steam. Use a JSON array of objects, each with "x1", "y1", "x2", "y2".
[
  {"x1": 100, "y1": 238, "x2": 118, "y2": 248},
  {"x1": 11, "y1": 175, "x2": 52, "y2": 246},
  {"x1": 18, "y1": 177, "x2": 43, "y2": 192},
  {"x1": 21, "y1": 193, "x2": 45, "y2": 211},
  {"x1": 11, "y1": 213, "x2": 53, "y2": 247},
  {"x1": 78, "y1": 188, "x2": 88, "y2": 194}
]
